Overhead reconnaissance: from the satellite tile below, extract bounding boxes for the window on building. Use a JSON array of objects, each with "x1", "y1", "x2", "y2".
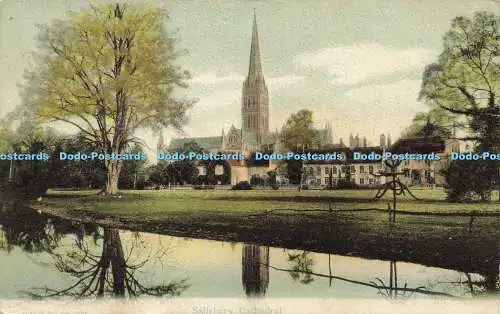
[
  {"x1": 341, "y1": 166, "x2": 346, "y2": 173},
  {"x1": 332, "y1": 166, "x2": 337, "y2": 174},
  {"x1": 369, "y1": 166, "x2": 373, "y2": 174},
  {"x1": 350, "y1": 165, "x2": 355, "y2": 173},
  {"x1": 316, "y1": 167, "x2": 321, "y2": 175},
  {"x1": 360, "y1": 166, "x2": 364, "y2": 173},
  {"x1": 360, "y1": 178, "x2": 365, "y2": 185},
  {"x1": 215, "y1": 165, "x2": 224, "y2": 175},
  {"x1": 369, "y1": 178, "x2": 374, "y2": 184},
  {"x1": 325, "y1": 167, "x2": 331, "y2": 175}
]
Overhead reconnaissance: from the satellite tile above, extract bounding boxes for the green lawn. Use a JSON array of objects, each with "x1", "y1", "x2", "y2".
[{"x1": 36, "y1": 188, "x2": 500, "y2": 222}]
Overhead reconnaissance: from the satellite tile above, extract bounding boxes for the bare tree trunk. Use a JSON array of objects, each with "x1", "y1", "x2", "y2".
[
  {"x1": 105, "y1": 160, "x2": 122, "y2": 195},
  {"x1": 106, "y1": 228, "x2": 126, "y2": 296}
]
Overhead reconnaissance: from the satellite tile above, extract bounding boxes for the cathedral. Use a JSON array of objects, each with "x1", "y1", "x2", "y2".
[{"x1": 164, "y1": 11, "x2": 334, "y2": 156}]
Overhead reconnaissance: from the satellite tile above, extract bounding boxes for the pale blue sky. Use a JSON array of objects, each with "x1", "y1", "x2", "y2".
[{"x1": 1, "y1": 0, "x2": 499, "y2": 153}]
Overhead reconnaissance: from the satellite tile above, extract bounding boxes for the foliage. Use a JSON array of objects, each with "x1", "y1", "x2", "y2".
[
  {"x1": 50, "y1": 133, "x2": 107, "y2": 189},
  {"x1": 118, "y1": 143, "x2": 149, "y2": 189},
  {"x1": 280, "y1": 110, "x2": 318, "y2": 150},
  {"x1": 443, "y1": 159, "x2": 497, "y2": 202},
  {"x1": 287, "y1": 251, "x2": 314, "y2": 285},
  {"x1": 419, "y1": 11, "x2": 500, "y2": 200},
  {"x1": 18, "y1": 3, "x2": 195, "y2": 195},
  {"x1": 231, "y1": 181, "x2": 252, "y2": 190},
  {"x1": 419, "y1": 12, "x2": 500, "y2": 148},
  {"x1": 401, "y1": 110, "x2": 454, "y2": 138},
  {"x1": 148, "y1": 141, "x2": 201, "y2": 186},
  {"x1": 250, "y1": 175, "x2": 264, "y2": 186}
]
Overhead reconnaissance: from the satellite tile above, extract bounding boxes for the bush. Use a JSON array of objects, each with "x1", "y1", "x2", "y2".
[
  {"x1": 231, "y1": 181, "x2": 252, "y2": 190},
  {"x1": 272, "y1": 184, "x2": 279, "y2": 190},
  {"x1": 443, "y1": 160, "x2": 496, "y2": 202}
]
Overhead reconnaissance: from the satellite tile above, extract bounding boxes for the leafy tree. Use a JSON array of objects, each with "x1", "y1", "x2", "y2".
[
  {"x1": 401, "y1": 110, "x2": 454, "y2": 138},
  {"x1": 279, "y1": 110, "x2": 318, "y2": 187},
  {"x1": 168, "y1": 141, "x2": 202, "y2": 185},
  {"x1": 280, "y1": 110, "x2": 317, "y2": 150},
  {"x1": 443, "y1": 160, "x2": 495, "y2": 202},
  {"x1": 118, "y1": 143, "x2": 149, "y2": 189},
  {"x1": 50, "y1": 133, "x2": 107, "y2": 189},
  {"x1": 19, "y1": 3, "x2": 194, "y2": 195},
  {"x1": 7, "y1": 118, "x2": 60, "y2": 196},
  {"x1": 419, "y1": 11, "x2": 500, "y2": 200}
]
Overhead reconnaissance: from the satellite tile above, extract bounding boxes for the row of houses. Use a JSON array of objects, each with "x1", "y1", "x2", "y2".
[
  {"x1": 189, "y1": 136, "x2": 460, "y2": 187},
  {"x1": 301, "y1": 137, "x2": 459, "y2": 188}
]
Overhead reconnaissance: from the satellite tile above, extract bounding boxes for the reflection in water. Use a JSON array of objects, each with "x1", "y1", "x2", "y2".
[
  {"x1": 27, "y1": 227, "x2": 189, "y2": 298},
  {"x1": 242, "y1": 244, "x2": 269, "y2": 297},
  {"x1": 0, "y1": 203, "x2": 189, "y2": 299},
  {"x1": 370, "y1": 261, "x2": 424, "y2": 299},
  {"x1": 0, "y1": 202, "x2": 498, "y2": 300},
  {"x1": 268, "y1": 250, "x2": 461, "y2": 299},
  {"x1": 287, "y1": 251, "x2": 314, "y2": 285}
]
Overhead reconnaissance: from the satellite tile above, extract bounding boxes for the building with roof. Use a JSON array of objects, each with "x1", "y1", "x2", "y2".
[
  {"x1": 391, "y1": 136, "x2": 460, "y2": 187},
  {"x1": 158, "y1": 12, "x2": 334, "y2": 185},
  {"x1": 302, "y1": 147, "x2": 387, "y2": 188},
  {"x1": 301, "y1": 136, "x2": 460, "y2": 188}
]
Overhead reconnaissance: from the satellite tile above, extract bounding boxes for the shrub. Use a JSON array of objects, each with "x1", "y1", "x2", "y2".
[
  {"x1": 231, "y1": 181, "x2": 252, "y2": 190},
  {"x1": 443, "y1": 160, "x2": 496, "y2": 202}
]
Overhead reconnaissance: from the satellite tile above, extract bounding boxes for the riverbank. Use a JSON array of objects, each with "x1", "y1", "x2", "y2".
[{"x1": 23, "y1": 189, "x2": 500, "y2": 277}]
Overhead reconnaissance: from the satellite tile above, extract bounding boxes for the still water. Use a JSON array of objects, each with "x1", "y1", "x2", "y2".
[{"x1": 0, "y1": 204, "x2": 497, "y2": 300}]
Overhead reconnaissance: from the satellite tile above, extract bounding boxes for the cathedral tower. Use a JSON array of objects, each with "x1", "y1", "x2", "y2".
[{"x1": 242, "y1": 10, "x2": 269, "y2": 145}]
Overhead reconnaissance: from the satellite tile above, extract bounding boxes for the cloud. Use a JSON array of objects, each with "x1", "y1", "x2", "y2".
[
  {"x1": 344, "y1": 79, "x2": 422, "y2": 105},
  {"x1": 190, "y1": 72, "x2": 305, "y2": 89},
  {"x1": 294, "y1": 43, "x2": 437, "y2": 85},
  {"x1": 190, "y1": 72, "x2": 244, "y2": 85},
  {"x1": 267, "y1": 74, "x2": 306, "y2": 90}
]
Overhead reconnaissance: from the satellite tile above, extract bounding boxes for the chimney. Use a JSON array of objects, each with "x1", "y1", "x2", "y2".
[
  {"x1": 387, "y1": 134, "x2": 392, "y2": 148},
  {"x1": 355, "y1": 134, "x2": 360, "y2": 147},
  {"x1": 363, "y1": 137, "x2": 367, "y2": 147}
]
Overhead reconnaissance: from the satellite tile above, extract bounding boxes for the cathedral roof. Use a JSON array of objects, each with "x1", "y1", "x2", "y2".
[
  {"x1": 167, "y1": 136, "x2": 222, "y2": 151},
  {"x1": 390, "y1": 137, "x2": 446, "y2": 153}
]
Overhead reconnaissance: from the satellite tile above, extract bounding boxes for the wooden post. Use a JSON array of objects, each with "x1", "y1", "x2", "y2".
[
  {"x1": 387, "y1": 203, "x2": 391, "y2": 222},
  {"x1": 392, "y1": 168, "x2": 397, "y2": 222}
]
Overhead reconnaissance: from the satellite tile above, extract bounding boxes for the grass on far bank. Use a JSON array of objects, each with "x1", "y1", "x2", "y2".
[{"x1": 34, "y1": 188, "x2": 500, "y2": 222}]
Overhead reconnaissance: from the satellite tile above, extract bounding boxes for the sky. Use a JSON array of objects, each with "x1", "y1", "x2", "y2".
[{"x1": 1, "y1": 0, "x2": 499, "y2": 155}]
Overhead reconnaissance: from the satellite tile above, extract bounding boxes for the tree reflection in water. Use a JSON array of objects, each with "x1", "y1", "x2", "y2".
[
  {"x1": 287, "y1": 251, "x2": 314, "y2": 285},
  {"x1": 242, "y1": 244, "x2": 269, "y2": 297},
  {"x1": 0, "y1": 203, "x2": 189, "y2": 299},
  {"x1": 27, "y1": 227, "x2": 189, "y2": 299},
  {"x1": 267, "y1": 250, "x2": 459, "y2": 299},
  {"x1": 369, "y1": 260, "x2": 425, "y2": 299}
]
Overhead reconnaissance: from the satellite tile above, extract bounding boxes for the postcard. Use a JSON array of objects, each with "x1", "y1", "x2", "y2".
[{"x1": 0, "y1": 0, "x2": 499, "y2": 313}]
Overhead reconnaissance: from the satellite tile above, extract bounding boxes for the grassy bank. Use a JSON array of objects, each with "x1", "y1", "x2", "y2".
[
  {"x1": 37, "y1": 188, "x2": 500, "y2": 218},
  {"x1": 22, "y1": 188, "x2": 500, "y2": 277}
]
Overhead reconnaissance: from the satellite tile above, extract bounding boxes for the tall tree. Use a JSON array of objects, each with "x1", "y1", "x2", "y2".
[
  {"x1": 280, "y1": 109, "x2": 317, "y2": 150},
  {"x1": 419, "y1": 11, "x2": 499, "y2": 147},
  {"x1": 19, "y1": 3, "x2": 194, "y2": 195},
  {"x1": 419, "y1": 11, "x2": 500, "y2": 200},
  {"x1": 279, "y1": 110, "x2": 318, "y2": 186},
  {"x1": 401, "y1": 109, "x2": 454, "y2": 138}
]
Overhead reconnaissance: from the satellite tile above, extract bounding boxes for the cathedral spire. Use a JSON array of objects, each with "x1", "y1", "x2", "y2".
[{"x1": 248, "y1": 9, "x2": 263, "y2": 78}]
